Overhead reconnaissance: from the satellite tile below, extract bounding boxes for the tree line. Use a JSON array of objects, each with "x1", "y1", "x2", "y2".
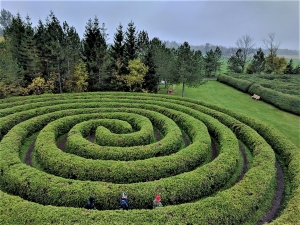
[
  {"x1": 226, "y1": 34, "x2": 300, "y2": 75},
  {"x1": 1, "y1": 9, "x2": 298, "y2": 99},
  {"x1": 0, "y1": 9, "x2": 224, "y2": 98}
]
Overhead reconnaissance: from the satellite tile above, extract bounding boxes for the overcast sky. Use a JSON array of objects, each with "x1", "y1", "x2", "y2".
[{"x1": 1, "y1": 1, "x2": 299, "y2": 50}]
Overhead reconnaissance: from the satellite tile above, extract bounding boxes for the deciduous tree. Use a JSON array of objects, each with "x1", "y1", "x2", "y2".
[
  {"x1": 235, "y1": 34, "x2": 255, "y2": 73},
  {"x1": 125, "y1": 58, "x2": 148, "y2": 92}
]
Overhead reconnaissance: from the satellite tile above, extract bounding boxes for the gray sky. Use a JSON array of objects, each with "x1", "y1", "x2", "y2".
[{"x1": 1, "y1": 0, "x2": 299, "y2": 50}]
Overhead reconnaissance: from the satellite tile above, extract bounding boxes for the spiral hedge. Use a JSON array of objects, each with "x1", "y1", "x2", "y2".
[{"x1": 0, "y1": 92, "x2": 299, "y2": 224}]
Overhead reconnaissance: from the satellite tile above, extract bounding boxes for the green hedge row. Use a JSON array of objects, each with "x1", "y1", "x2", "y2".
[
  {"x1": 156, "y1": 93, "x2": 300, "y2": 224},
  {"x1": 65, "y1": 112, "x2": 182, "y2": 160},
  {"x1": 217, "y1": 74, "x2": 300, "y2": 115},
  {"x1": 248, "y1": 83, "x2": 300, "y2": 115},
  {"x1": 35, "y1": 109, "x2": 209, "y2": 183},
  {"x1": 94, "y1": 115, "x2": 154, "y2": 147},
  {"x1": 217, "y1": 74, "x2": 254, "y2": 92},
  {"x1": 0, "y1": 97, "x2": 242, "y2": 211},
  {"x1": 0, "y1": 93, "x2": 279, "y2": 224}
]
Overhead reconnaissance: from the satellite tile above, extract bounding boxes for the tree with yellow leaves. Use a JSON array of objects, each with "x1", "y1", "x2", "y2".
[
  {"x1": 125, "y1": 58, "x2": 148, "y2": 92},
  {"x1": 70, "y1": 60, "x2": 88, "y2": 92}
]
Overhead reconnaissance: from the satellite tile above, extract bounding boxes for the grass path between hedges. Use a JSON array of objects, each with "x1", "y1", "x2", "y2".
[{"x1": 159, "y1": 81, "x2": 300, "y2": 148}]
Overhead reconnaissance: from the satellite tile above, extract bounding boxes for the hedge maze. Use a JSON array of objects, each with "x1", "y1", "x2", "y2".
[{"x1": 0, "y1": 92, "x2": 299, "y2": 224}]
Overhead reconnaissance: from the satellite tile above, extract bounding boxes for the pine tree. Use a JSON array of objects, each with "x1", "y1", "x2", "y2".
[
  {"x1": 252, "y1": 48, "x2": 265, "y2": 74},
  {"x1": 19, "y1": 15, "x2": 39, "y2": 84},
  {"x1": 124, "y1": 21, "x2": 137, "y2": 67},
  {"x1": 175, "y1": 42, "x2": 203, "y2": 97},
  {"x1": 45, "y1": 11, "x2": 64, "y2": 93},
  {"x1": 284, "y1": 59, "x2": 294, "y2": 74},
  {"x1": 0, "y1": 9, "x2": 13, "y2": 37},
  {"x1": 81, "y1": 16, "x2": 108, "y2": 91},
  {"x1": 150, "y1": 37, "x2": 174, "y2": 92},
  {"x1": 204, "y1": 49, "x2": 214, "y2": 77},
  {"x1": 137, "y1": 30, "x2": 150, "y2": 61},
  {"x1": 61, "y1": 21, "x2": 81, "y2": 90},
  {"x1": 142, "y1": 50, "x2": 158, "y2": 93},
  {"x1": 3, "y1": 13, "x2": 25, "y2": 74},
  {"x1": 213, "y1": 46, "x2": 222, "y2": 75},
  {"x1": 34, "y1": 19, "x2": 48, "y2": 77},
  {"x1": 227, "y1": 48, "x2": 243, "y2": 73}
]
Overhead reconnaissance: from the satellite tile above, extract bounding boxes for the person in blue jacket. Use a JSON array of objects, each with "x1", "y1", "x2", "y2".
[
  {"x1": 85, "y1": 196, "x2": 96, "y2": 210},
  {"x1": 120, "y1": 192, "x2": 129, "y2": 210}
]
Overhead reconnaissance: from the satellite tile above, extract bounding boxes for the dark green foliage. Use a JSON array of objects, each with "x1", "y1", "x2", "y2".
[
  {"x1": 124, "y1": 21, "x2": 137, "y2": 66},
  {"x1": 227, "y1": 48, "x2": 243, "y2": 73},
  {"x1": 81, "y1": 16, "x2": 108, "y2": 91},
  {"x1": 142, "y1": 50, "x2": 158, "y2": 93},
  {"x1": 136, "y1": 30, "x2": 150, "y2": 60},
  {"x1": 218, "y1": 74, "x2": 300, "y2": 115},
  {"x1": 0, "y1": 8, "x2": 13, "y2": 36},
  {"x1": 217, "y1": 74, "x2": 253, "y2": 92},
  {"x1": 248, "y1": 84, "x2": 300, "y2": 115},
  {"x1": 204, "y1": 46, "x2": 222, "y2": 77},
  {"x1": 284, "y1": 59, "x2": 294, "y2": 74},
  {"x1": 251, "y1": 48, "x2": 265, "y2": 74},
  {"x1": 175, "y1": 42, "x2": 204, "y2": 97},
  {"x1": 1, "y1": 92, "x2": 295, "y2": 224}
]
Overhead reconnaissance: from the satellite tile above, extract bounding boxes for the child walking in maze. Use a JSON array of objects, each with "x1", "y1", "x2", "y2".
[
  {"x1": 153, "y1": 195, "x2": 163, "y2": 209},
  {"x1": 120, "y1": 192, "x2": 129, "y2": 210},
  {"x1": 85, "y1": 196, "x2": 96, "y2": 210}
]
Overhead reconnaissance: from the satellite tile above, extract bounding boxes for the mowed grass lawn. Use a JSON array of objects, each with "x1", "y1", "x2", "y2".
[{"x1": 159, "y1": 81, "x2": 300, "y2": 148}]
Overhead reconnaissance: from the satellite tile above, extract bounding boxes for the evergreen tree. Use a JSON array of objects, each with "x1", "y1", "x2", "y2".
[
  {"x1": 34, "y1": 19, "x2": 49, "y2": 77},
  {"x1": 61, "y1": 21, "x2": 81, "y2": 90},
  {"x1": 204, "y1": 47, "x2": 222, "y2": 76},
  {"x1": 137, "y1": 30, "x2": 150, "y2": 60},
  {"x1": 0, "y1": 9, "x2": 13, "y2": 37},
  {"x1": 142, "y1": 50, "x2": 158, "y2": 93},
  {"x1": 284, "y1": 59, "x2": 294, "y2": 74},
  {"x1": 81, "y1": 16, "x2": 108, "y2": 91},
  {"x1": 110, "y1": 23, "x2": 125, "y2": 65},
  {"x1": 175, "y1": 41, "x2": 203, "y2": 97},
  {"x1": 150, "y1": 37, "x2": 175, "y2": 93},
  {"x1": 19, "y1": 15, "x2": 39, "y2": 83},
  {"x1": 251, "y1": 48, "x2": 265, "y2": 74},
  {"x1": 44, "y1": 11, "x2": 64, "y2": 93},
  {"x1": 0, "y1": 37, "x2": 20, "y2": 85},
  {"x1": 3, "y1": 13, "x2": 26, "y2": 74},
  {"x1": 227, "y1": 48, "x2": 243, "y2": 73},
  {"x1": 124, "y1": 21, "x2": 137, "y2": 67},
  {"x1": 213, "y1": 46, "x2": 222, "y2": 75},
  {"x1": 108, "y1": 23, "x2": 127, "y2": 91},
  {"x1": 204, "y1": 49, "x2": 215, "y2": 77}
]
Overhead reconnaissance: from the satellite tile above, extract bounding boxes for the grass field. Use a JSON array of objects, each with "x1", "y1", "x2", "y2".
[{"x1": 159, "y1": 81, "x2": 300, "y2": 148}]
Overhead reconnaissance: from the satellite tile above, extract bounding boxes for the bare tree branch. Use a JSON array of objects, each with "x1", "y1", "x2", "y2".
[{"x1": 235, "y1": 34, "x2": 255, "y2": 72}]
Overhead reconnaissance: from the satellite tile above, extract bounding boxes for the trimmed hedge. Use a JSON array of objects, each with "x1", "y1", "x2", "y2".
[
  {"x1": 217, "y1": 74, "x2": 300, "y2": 115},
  {"x1": 248, "y1": 83, "x2": 300, "y2": 115},
  {"x1": 1, "y1": 92, "x2": 298, "y2": 224},
  {"x1": 217, "y1": 74, "x2": 254, "y2": 92}
]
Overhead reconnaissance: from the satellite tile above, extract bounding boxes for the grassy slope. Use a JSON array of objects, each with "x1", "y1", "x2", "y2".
[{"x1": 160, "y1": 81, "x2": 300, "y2": 148}]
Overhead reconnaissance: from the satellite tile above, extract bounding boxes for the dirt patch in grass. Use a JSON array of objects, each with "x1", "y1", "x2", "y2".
[
  {"x1": 257, "y1": 160, "x2": 284, "y2": 224},
  {"x1": 25, "y1": 140, "x2": 35, "y2": 166}
]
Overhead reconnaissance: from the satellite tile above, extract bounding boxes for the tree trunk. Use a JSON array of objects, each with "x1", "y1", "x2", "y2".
[{"x1": 182, "y1": 82, "x2": 185, "y2": 97}]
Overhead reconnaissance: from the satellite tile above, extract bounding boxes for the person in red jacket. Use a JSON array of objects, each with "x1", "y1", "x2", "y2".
[{"x1": 153, "y1": 195, "x2": 163, "y2": 209}]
